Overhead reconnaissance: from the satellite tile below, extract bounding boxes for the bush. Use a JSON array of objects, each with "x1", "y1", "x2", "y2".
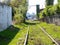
[
  {"x1": 14, "y1": 14, "x2": 24, "y2": 24},
  {"x1": 39, "y1": 5, "x2": 59, "y2": 19},
  {"x1": 58, "y1": 0, "x2": 60, "y2": 4},
  {"x1": 56, "y1": 5, "x2": 60, "y2": 14},
  {"x1": 39, "y1": 6, "x2": 52, "y2": 18},
  {"x1": 46, "y1": 0, "x2": 54, "y2": 6},
  {"x1": 39, "y1": 9, "x2": 47, "y2": 18},
  {"x1": 10, "y1": 0, "x2": 27, "y2": 24}
]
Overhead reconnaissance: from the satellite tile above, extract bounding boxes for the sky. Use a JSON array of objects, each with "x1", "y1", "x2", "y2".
[
  {"x1": 28, "y1": 0, "x2": 58, "y2": 9},
  {"x1": 0, "y1": 0, "x2": 3, "y2": 2},
  {"x1": 28, "y1": 0, "x2": 46, "y2": 9}
]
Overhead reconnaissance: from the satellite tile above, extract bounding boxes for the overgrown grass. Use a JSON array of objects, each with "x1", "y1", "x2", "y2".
[
  {"x1": 0, "y1": 24, "x2": 28, "y2": 45},
  {"x1": 0, "y1": 21, "x2": 60, "y2": 45},
  {"x1": 27, "y1": 24, "x2": 54, "y2": 45},
  {"x1": 39, "y1": 22, "x2": 60, "y2": 44}
]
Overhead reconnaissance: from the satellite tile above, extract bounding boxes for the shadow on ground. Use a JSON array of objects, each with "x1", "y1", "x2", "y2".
[
  {"x1": 24, "y1": 20, "x2": 40, "y2": 25},
  {"x1": 24, "y1": 22, "x2": 37, "y2": 25},
  {"x1": 0, "y1": 25, "x2": 20, "y2": 45}
]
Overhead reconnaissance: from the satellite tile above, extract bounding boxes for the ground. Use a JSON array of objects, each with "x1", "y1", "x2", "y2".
[{"x1": 0, "y1": 21, "x2": 60, "y2": 45}]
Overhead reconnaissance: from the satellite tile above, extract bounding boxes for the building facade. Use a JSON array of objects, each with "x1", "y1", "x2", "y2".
[{"x1": 0, "y1": 3, "x2": 12, "y2": 31}]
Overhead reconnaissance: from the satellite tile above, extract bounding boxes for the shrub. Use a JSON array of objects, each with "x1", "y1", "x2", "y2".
[
  {"x1": 39, "y1": 6, "x2": 51, "y2": 18},
  {"x1": 58, "y1": 0, "x2": 60, "y2": 4},
  {"x1": 48, "y1": 6, "x2": 57, "y2": 15},
  {"x1": 46, "y1": 0, "x2": 54, "y2": 6},
  {"x1": 10, "y1": 0, "x2": 27, "y2": 24},
  {"x1": 56, "y1": 5, "x2": 60, "y2": 14},
  {"x1": 39, "y1": 5, "x2": 58, "y2": 19},
  {"x1": 14, "y1": 14, "x2": 24, "y2": 24},
  {"x1": 39, "y1": 8, "x2": 47, "y2": 18}
]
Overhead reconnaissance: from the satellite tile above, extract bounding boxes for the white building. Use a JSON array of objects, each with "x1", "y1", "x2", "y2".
[
  {"x1": 26, "y1": 0, "x2": 58, "y2": 20},
  {"x1": 0, "y1": 3, "x2": 12, "y2": 31}
]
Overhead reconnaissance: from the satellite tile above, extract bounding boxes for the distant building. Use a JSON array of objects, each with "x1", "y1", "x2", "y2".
[{"x1": 0, "y1": 2, "x2": 12, "y2": 31}]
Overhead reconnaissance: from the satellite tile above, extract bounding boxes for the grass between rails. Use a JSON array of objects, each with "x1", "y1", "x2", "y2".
[
  {"x1": 39, "y1": 22, "x2": 60, "y2": 44},
  {"x1": 0, "y1": 24, "x2": 28, "y2": 45},
  {"x1": 27, "y1": 24, "x2": 54, "y2": 45}
]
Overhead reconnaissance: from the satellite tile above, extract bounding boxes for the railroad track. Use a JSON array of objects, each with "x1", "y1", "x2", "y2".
[
  {"x1": 37, "y1": 25, "x2": 59, "y2": 45},
  {"x1": 23, "y1": 24, "x2": 59, "y2": 45},
  {"x1": 24, "y1": 26, "x2": 29, "y2": 45}
]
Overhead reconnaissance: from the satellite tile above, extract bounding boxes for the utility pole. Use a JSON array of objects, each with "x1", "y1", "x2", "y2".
[{"x1": 36, "y1": 5, "x2": 40, "y2": 19}]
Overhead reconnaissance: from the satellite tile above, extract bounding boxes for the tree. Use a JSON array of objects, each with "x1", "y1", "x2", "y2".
[
  {"x1": 10, "y1": 0, "x2": 27, "y2": 24},
  {"x1": 58, "y1": 0, "x2": 60, "y2": 4},
  {"x1": 46, "y1": 0, "x2": 54, "y2": 6}
]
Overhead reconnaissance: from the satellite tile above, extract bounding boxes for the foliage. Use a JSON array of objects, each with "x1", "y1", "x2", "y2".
[
  {"x1": 0, "y1": 22, "x2": 57, "y2": 45},
  {"x1": 14, "y1": 14, "x2": 23, "y2": 24},
  {"x1": 39, "y1": 22, "x2": 60, "y2": 40},
  {"x1": 10, "y1": 0, "x2": 27, "y2": 24},
  {"x1": 39, "y1": 4, "x2": 60, "y2": 18},
  {"x1": 0, "y1": 24, "x2": 28, "y2": 45},
  {"x1": 46, "y1": 0, "x2": 54, "y2": 6},
  {"x1": 27, "y1": 24, "x2": 54, "y2": 45},
  {"x1": 58, "y1": 0, "x2": 60, "y2": 4},
  {"x1": 56, "y1": 5, "x2": 60, "y2": 14}
]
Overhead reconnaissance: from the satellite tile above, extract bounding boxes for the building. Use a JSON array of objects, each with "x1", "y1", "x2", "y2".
[{"x1": 0, "y1": 2, "x2": 12, "y2": 31}]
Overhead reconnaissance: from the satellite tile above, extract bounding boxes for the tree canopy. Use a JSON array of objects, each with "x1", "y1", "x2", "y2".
[
  {"x1": 10, "y1": 0, "x2": 27, "y2": 24},
  {"x1": 46, "y1": 0, "x2": 54, "y2": 6}
]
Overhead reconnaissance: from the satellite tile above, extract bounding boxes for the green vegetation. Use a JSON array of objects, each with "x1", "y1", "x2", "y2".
[
  {"x1": 0, "y1": 21, "x2": 60, "y2": 45},
  {"x1": 0, "y1": 24, "x2": 28, "y2": 45},
  {"x1": 58, "y1": 0, "x2": 60, "y2": 4},
  {"x1": 39, "y1": 5, "x2": 60, "y2": 18},
  {"x1": 39, "y1": 22, "x2": 60, "y2": 43},
  {"x1": 27, "y1": 24, "x2": 54, "y2": 45},
  {"x1": 56, "y1": 5, "x2": 60, "y2": 14},
  {"x1": 46, "y1": 0, "x2": 54, "y2": 6},
  {"x1": 10, "y1": 0, "x2": 27, "y2": 24},
  {"x1": 0, "y1": 0, "x2": 60, "y2": 45},
  {"x1": 39, "y1": 0, "x2": 60, "y2": 19}
]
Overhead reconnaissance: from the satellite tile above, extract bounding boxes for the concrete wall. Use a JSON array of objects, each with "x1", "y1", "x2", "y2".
[
  {"x1": 0, "y1": 4, "x2": 12, "y2": 31},
  {"x1": 42, "y1": 14, "x2": 60, "y2": 26}
]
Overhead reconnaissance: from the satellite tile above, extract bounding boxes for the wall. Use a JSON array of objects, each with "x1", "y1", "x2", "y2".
[
  {"x1": 43, "y1": 14, "x2": 60, "y2": 26},
  {"x1": 0, "y1": 4, "x2": 12, "y2": 31}
]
